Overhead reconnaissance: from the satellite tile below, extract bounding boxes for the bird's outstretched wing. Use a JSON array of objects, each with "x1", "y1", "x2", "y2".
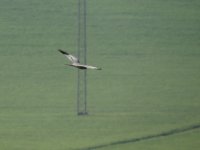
[{"x1": 58, "y1": 49, "x2": 80, "y2": 63}]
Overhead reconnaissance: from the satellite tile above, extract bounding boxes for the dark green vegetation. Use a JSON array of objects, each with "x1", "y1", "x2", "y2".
[{"x1": 0, "y1": 0, "x2": 200, "y2": 149}]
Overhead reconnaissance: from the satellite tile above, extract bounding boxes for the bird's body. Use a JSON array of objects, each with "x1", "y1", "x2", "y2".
[{"x1": 58, "y1": 49, "x2": 102, "y2": 70}]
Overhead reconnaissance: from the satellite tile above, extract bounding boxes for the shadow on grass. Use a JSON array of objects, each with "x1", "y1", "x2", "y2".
[{"x1": 77, "y1": 123, "x2": 200, "y2": 150}]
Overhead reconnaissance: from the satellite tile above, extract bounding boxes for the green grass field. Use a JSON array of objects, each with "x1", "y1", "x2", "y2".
[{"x1": 0, "y1": 0, "x2": 200, "y2": 150}]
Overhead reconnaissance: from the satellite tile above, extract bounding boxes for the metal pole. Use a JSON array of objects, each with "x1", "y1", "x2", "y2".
[{"x1": 77, "y1": 0, "x2": 87, "y2": 115}]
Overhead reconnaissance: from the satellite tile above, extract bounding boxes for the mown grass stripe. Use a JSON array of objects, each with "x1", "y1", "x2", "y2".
[{"x1": 78, "y1": 124, "x2": 200, "y2": 150}]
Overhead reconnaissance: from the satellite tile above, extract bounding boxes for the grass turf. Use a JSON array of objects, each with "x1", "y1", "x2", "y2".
[{"x1": 0, "y1": 0, "x2": 200, "y2": 149}]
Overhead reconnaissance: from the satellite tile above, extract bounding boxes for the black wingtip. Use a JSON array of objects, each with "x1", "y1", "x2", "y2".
[
  {"x1": 58, "y1": 49, "x2": 69, "y2": 55},
  {"x1": 97, "y1": 67, "x2": 102, "y2": 70}
]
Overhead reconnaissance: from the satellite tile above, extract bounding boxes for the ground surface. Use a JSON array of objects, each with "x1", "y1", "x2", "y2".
[{"x1": 0, "y1": 0, "x2": 200, "y2": 150}]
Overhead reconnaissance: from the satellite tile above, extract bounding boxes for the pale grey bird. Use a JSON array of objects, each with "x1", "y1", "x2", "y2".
[{"x1": 58, "y1": 49, "x2": 102, "y2": 70}]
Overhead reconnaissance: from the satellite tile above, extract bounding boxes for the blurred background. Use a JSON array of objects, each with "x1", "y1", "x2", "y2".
[{"x1": 0, "y1": 0, "x2": 200, "y2": 149}]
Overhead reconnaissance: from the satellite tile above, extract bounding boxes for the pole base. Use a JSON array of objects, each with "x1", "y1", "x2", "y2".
[{"x1": 78, "y1": 112, "x2": 88, "y2": 116}]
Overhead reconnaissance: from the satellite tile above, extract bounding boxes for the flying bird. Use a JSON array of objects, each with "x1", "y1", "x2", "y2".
[{"x1": 58, "y1": 49, "x2": 102, "y2": 70}]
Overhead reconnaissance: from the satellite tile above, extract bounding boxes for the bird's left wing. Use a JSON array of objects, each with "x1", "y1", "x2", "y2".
[{"x1": 58, "y1": 49, "x2": 80, "y2": 63}]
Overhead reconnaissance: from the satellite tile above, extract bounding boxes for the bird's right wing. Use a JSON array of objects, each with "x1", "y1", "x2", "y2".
[
  {"x1": 58, "y1": 49, "x2": 80, "y2": 63},
  {"x1": 85, "y1": 65, "x2": 102, "y2": 70}
]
